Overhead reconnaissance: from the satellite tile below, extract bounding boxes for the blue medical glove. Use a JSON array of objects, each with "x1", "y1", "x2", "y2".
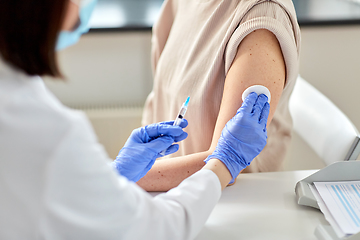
[
  {"x1": 113, "y1": 120, "x2": 188, "y2": 182},
  {"x1": 205, "y1": 93, "x2": 270, "y2": 183}
]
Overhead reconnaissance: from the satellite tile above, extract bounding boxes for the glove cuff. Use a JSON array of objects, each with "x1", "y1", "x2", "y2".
[{"x1": 204, "y1": 149, "x2": 247, "y2": 183}]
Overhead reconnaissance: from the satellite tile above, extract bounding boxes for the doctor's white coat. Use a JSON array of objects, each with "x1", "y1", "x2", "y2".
[{"x1": 0, "y1": 60, "x2": 221, "y2": 240}]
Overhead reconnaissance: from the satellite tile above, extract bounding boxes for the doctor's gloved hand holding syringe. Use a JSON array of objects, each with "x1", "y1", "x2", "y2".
[{"x1": 112, "y1": 119, "x2": 188, "y2": 182}]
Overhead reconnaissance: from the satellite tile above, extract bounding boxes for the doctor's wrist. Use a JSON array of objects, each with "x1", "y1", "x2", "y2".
[{"x1": 202, "y1": 158, "x2": 232, "y2": 190}]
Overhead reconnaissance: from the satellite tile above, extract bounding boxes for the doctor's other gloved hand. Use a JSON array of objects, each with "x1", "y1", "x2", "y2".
[
  {"x1": 112, "y1": 120, "x2": 188, "y2": 182},
  {"x1": 205, "y1": 93, "x2": 270, "y2": 184}
]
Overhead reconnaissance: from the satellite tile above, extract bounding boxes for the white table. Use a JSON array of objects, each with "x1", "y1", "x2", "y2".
[{"x1": 195, "y1": 170, "x2": 329, "y2": 240}]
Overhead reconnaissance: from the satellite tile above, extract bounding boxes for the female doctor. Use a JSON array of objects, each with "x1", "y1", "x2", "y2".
[{"x1": 0, "y1": 0, "x2": 270, "y2": 239}]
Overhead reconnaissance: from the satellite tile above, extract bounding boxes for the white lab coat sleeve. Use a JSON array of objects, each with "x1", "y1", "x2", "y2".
[
  {"x1": 149, "y1": 170, "x2": 222, "y2": 240},
  {"x1": 40, "y1": 111, "x2": 221, "y2": 240}
]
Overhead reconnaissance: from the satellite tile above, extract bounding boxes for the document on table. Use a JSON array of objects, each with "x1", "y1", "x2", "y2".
[{"x1": 310, "y1": 181, "x2": 360, "y2": 239}]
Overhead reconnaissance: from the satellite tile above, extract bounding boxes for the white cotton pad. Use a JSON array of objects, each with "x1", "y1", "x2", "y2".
[{"x1": 242, "y1": 85, "x2": 271, "y2": 103}]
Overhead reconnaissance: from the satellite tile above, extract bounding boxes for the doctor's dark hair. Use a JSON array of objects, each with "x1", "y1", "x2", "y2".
[{"x1": 0, "y1": 0, "x2": 68, "y2": 77}]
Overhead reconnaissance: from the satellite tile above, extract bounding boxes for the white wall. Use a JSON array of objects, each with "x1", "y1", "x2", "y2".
[
  {"x1": 46, "y1": 26, "x2": 360, "y2": 169},
  {"x1": 299, "y1": 26, "x2": 360, "y2": 130},
  {"x1": 284, "y1": 26, "x2": 360, "y2": 171},
  {"x1": 45, "y1": 32, "x2": 153, "y2": 108}
]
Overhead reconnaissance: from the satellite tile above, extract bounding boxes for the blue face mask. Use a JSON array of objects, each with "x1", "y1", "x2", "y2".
[{"x1": 56, "y1": 0, "x2": 98, "y2": 51}]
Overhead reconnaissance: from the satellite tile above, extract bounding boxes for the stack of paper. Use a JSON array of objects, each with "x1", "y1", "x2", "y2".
[{"x1": 310, "y1": 181, "x2": 360, "y2": 239}]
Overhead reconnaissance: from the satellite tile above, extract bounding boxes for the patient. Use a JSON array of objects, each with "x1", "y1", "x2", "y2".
[{"x1": 138, "y1": 0, "x2": 301, "y2": 191}]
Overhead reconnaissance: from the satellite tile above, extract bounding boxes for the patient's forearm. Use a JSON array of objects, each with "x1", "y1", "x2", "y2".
[{"x1": 137, "y1": 150, "x2": 211, "y2": 192}]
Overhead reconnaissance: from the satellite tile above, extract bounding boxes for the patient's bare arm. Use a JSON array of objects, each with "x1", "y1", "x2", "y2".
[{"x1": 137, "y1": 29, "x2": 286, "y2": 192}]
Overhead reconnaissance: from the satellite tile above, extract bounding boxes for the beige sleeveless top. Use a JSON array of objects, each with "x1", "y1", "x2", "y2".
[{"x1": 142, "y1": 0, "x2": 301, "y2": 172}]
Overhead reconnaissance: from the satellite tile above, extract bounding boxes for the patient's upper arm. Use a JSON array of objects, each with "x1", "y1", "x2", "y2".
[{"x1": 209, "y1": 29, "x2": 286, "y2": 150}]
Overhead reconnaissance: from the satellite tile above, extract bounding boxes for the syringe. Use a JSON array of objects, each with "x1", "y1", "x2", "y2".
[
  {"x1": 173, "y1": 96, "x2": 190, "y2": 126},
  {"x1": 159, "y1": 96, "x2": 190, "y2": 156}
]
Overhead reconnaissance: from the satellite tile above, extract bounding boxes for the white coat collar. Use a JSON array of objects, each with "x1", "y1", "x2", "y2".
[{"x1": 0, "y1": 56, "x2": 42, "y2": 83}]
